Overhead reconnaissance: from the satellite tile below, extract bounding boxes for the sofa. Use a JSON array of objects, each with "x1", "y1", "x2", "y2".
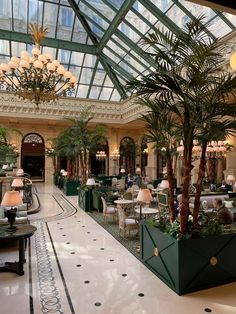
[{"x1": 0, "y1": 203, "x2": 28, "y2": 225}]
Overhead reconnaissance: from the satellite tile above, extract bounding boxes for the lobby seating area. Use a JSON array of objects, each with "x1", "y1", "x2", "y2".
[{"x1": 1, "y1": 182, "x2": 236, "y2": 314}]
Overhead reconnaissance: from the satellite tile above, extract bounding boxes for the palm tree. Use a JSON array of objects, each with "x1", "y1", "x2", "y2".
[
  {"x1": 54, "y1": 109, "x2": 106, "y2": 184},
  {"x1": 139, "y1": 98, "x2": 181, "y2": 222},
  {"x1": 127, "y1": 16, "x2": 236, "y2": 234}
]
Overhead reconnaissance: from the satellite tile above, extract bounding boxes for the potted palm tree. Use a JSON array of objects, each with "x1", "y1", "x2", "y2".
[
  {"x1": 127, "y1": 16, "x2": 236, "y2": 294},
  {"x1": 53, "y1": 108, "x2": 106, "y2": 196}
]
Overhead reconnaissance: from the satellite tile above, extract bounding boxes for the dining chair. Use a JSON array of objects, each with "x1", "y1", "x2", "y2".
[
  {"x1": 117, "y1": 205, "x2": 139, "y2": 238},
  {"x1": 101, "y1": 196, "x2": 117, "y2": 224}
]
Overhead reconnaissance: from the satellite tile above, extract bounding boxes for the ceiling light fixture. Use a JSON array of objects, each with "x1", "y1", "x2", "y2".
[{"x1": 0, "y1": 23, "x2": 76, "y2": 107}]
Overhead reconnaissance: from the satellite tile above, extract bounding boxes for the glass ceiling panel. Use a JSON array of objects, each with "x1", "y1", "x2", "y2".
[
  {"x1": 223, "y1": 13, "x2": 236, "y2": 27},
  {"x1": 207, "y1": 16, "x2": 232, "y2": 37},
  {"x1": 0, "y1": 0, "x2": 235, "y2": 103},
  {"x1": 72, "y1": 17, "x2": 90, "y2": 44}
]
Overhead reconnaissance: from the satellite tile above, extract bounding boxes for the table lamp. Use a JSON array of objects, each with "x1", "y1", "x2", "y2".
[
  {"x1": 11, "y1": 178, "x2": 24, "y2": 191},
  {"x1": 120, "y1": 168, "x2": 126, "y2": 174},
  {"x1": 159, "y1": 180, "x2": 170, "y2": 189},
  {"x1": 137, "y1": 189, "x2": 153, "y2": 220},
  {"x1": 16, "y1": 169, "x2": 24, "y2": 177},
  {"x1": 86, "y1": 178, "x2": 96, "y2": 186},
  {"x1": 1, "y1": 191, "x2": 23, "y2": 232}
]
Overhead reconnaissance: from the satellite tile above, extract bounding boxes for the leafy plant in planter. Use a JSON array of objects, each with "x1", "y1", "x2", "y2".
[
  {"x1": 53, "y1": 108, "x2": 106, "y2": 185},
  {"x1": 127, "y1": 16, "x2": 236, "y2": 234}
]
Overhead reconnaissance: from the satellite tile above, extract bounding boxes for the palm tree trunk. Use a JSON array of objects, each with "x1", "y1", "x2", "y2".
[
  {"x1": 193, "y1": 142, "x2": 207, "y2": 227},
  {"x1": 180, "y1": 143, "x2": 193, "y2": 234},
  {"x1": 166, "y1": 149, "x2": 175, "y2": 223}
]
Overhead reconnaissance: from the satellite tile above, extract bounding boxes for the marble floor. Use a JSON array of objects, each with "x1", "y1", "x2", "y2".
[{"x1": 1, "y1": 183, "x2": 236, "y2": 314}]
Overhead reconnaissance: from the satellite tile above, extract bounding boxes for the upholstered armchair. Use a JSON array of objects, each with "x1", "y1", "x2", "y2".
[{"x1": 117, "y1": 205, "x2": 139, "y2": 238}]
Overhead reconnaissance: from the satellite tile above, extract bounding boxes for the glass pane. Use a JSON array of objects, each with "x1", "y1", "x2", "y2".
[
  {"x1": 28, "y1": 0, "x2": 43, "y2": 24},
  {"x1": 99, "y1": 87, "x2": 113, "y2": 100},
  {"x1": 0, "y1": 40, "x2": 10, "y2": 55},
  {"x1": 207, "y1": 16, "x2": 232, "y2": 37},
  {"x1": 76, "y1": 84, "x2": 89, "y2": 98},
  {"x1": 80, "y1": 68, "x2": 93, "y2": 84},
  {"x1": 89, "y1": 86, "x2": 101, "y2": 99},
  {"x1": 83, "y1": 54, "x2": 96, "y2": 68},
  {"x1": 57, "y1": 6, "x2": 75, "y2": 40},
  {"x1": 71, "y1": 52, "x2": 84, "y2": 66},
  {"x1": 43, "y1": 3, "x2": 59, "y2": 38},
  {"x1": 93, "y1": 70, "x2": 106, "y2": 86},
  {"x1": 72, "y1": 17, "x2": 89, "y2": 44},
  {"x1": 12, "y1": 0, "x2": 28, "y2": 33},
  {"x1": 110, "y1": 89, "x2": 121, "y2": 101},
  {"x1": 223, "y1": 13, "x2": 236, "y2": 27},
  {"x1": 0, "y1": 0, "x2": 12, "y2": 30}
]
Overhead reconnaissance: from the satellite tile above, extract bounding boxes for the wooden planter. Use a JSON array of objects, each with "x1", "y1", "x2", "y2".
[
  {"x1": 78, "y1": 187, "x2": 92, "y2": 211},
  {"x1": 141, "y1": 221, "x2": 236, "y2": 295},
  {"x1": 63, "y1": 180, "x2": 80, "y2": 196}
]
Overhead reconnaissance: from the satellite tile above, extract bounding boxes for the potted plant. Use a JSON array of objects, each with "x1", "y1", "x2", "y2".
[
  {"x1": 52, "y1": 108, "x2": 106, "y2": 195},
  {"x1": 127, "y1": 16, "x2": 236, "y2": 294}
]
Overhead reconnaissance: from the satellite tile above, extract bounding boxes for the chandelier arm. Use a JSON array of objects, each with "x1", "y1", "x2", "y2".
[
  {"x1": 54, "y1": 80, "x2": 69, "y2": 94},
  {"x1": 12, "y1": 71, "x2": 21, "y2": 85},
  {"x1": 4, "y1": 74, "x2": 18, "y2": 89}
]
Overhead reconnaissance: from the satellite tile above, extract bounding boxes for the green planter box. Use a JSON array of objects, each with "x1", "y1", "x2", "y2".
[
  {"x1": 141, "y1": 221, "x2": 236, "y2": 295},
  {"x1": 78, "y1": 188, "x2": 91, "y2": 211},
  {"x1": 63, "y1": 180, "x2": 80, "y2": 196},
  {"x1": 53, "y1": 173, "x2": 59, "y2": 186}
]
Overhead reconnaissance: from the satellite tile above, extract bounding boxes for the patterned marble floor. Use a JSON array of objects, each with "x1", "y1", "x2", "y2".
[{"x1": 1, "y1": 183, "x2": 236, "y2": 314}]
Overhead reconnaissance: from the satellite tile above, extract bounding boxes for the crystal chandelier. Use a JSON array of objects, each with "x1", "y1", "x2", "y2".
[
  {"x1": 0, "y1": 23, "x2": 76, "y2": 106},
  {"x1": 177, "y1": 140, "x2": 227, "y2": 160},
  {"x1": 96, "y1": 151, "x2": 107, "y2": 160},
  {"x1": 110, "y1": 149, "x2": 120, "y2": 161}
]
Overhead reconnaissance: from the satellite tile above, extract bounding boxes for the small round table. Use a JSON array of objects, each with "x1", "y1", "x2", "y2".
[
  {"x1": 0, "y1": 224, "x2": 37, "y2": 276},
  {"x1": 135, "y1": 207, "x2": 158, "y2": 219}
]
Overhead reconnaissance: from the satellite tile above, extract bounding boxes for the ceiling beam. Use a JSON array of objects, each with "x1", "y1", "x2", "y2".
[
  {"x1": 0, "y1": 29, "x2": 97, "y2": 54},
  {"x1": 138, "y1": 0, "x2": 182, "y2": 36},
  {"x1": 67, "y1": 0, "x2": 99, "y2": 45},
  {"x1": 67, "y1": 0, "x2": 127, "y2": 99},
  {"x1": 187, "y1": 0, "x2": 236, "y2": 15},
  {"x1": 98, "y1": 0, "x2": 136, "y2": 51}
]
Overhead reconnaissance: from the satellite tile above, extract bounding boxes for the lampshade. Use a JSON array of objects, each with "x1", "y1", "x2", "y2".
[
  {"x1": 11, "y1": 178, "x2": 24, "y2": 188},
  {"x1": 86, "y1": 178, "x2": 96, "y2": 186},
  {"x1": 227, "y1": 175, "x2": 235, "y2": 181},
  {"x1": 60, "y1": 169, "x2": 65, "y2": 174},
  {"x1": 16, "y1": 168, "x2": 24, "y2": 176},
  {"x1": 137, "y1": 189, "x2": 152, "y2": 203},
  {"x1": 159, "y1": 180, "x2": 170, "y2": 189},
  {"x1": 136, "y1": 167, "x2": 141, "y2": 173},
  {"x1": 120, "y1": 168, "x2": 126, "y2": 174},
  {"x1": 62, "y1": 171, "x2": 68, "y2": 177},
  {"x1": 1, "y1": 191, "x2": 23, "y2": 207},
  {"x1": 2, "y1": 164, "x2": 8, "y2": 170}
]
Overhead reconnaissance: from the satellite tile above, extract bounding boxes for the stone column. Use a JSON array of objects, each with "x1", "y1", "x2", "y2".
[{"x1": 145, "y1": 142, "x2": 157, "y2": 180}]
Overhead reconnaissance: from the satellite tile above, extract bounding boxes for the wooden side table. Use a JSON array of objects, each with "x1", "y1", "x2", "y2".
[{"x1": 0, "y1": 224, "x2": 37, "y2": 276}]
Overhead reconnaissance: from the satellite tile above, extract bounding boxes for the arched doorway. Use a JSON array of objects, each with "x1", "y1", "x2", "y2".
[
  {"x1": 119, "y1": 137, "x2": 137, "y2": 174},
  {"x1": 21, "y1": 133, "x2": 45, "y2": 181},
  {"x1": 90, "y1": 140, "x2": 109, "y2": 175}
]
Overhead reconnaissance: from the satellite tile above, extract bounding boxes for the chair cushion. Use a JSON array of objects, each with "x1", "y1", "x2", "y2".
[
  {"x1": 125, "y1": 218, "x2": 137, "y2": 225},
  {"x1": 106, "y1": 207, "x2": 116, "y2": 213}
]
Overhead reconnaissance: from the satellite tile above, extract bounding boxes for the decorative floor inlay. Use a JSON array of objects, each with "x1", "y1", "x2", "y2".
[{"x1": 32, "y1": 220, "x2": 64, "y2": 314}]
